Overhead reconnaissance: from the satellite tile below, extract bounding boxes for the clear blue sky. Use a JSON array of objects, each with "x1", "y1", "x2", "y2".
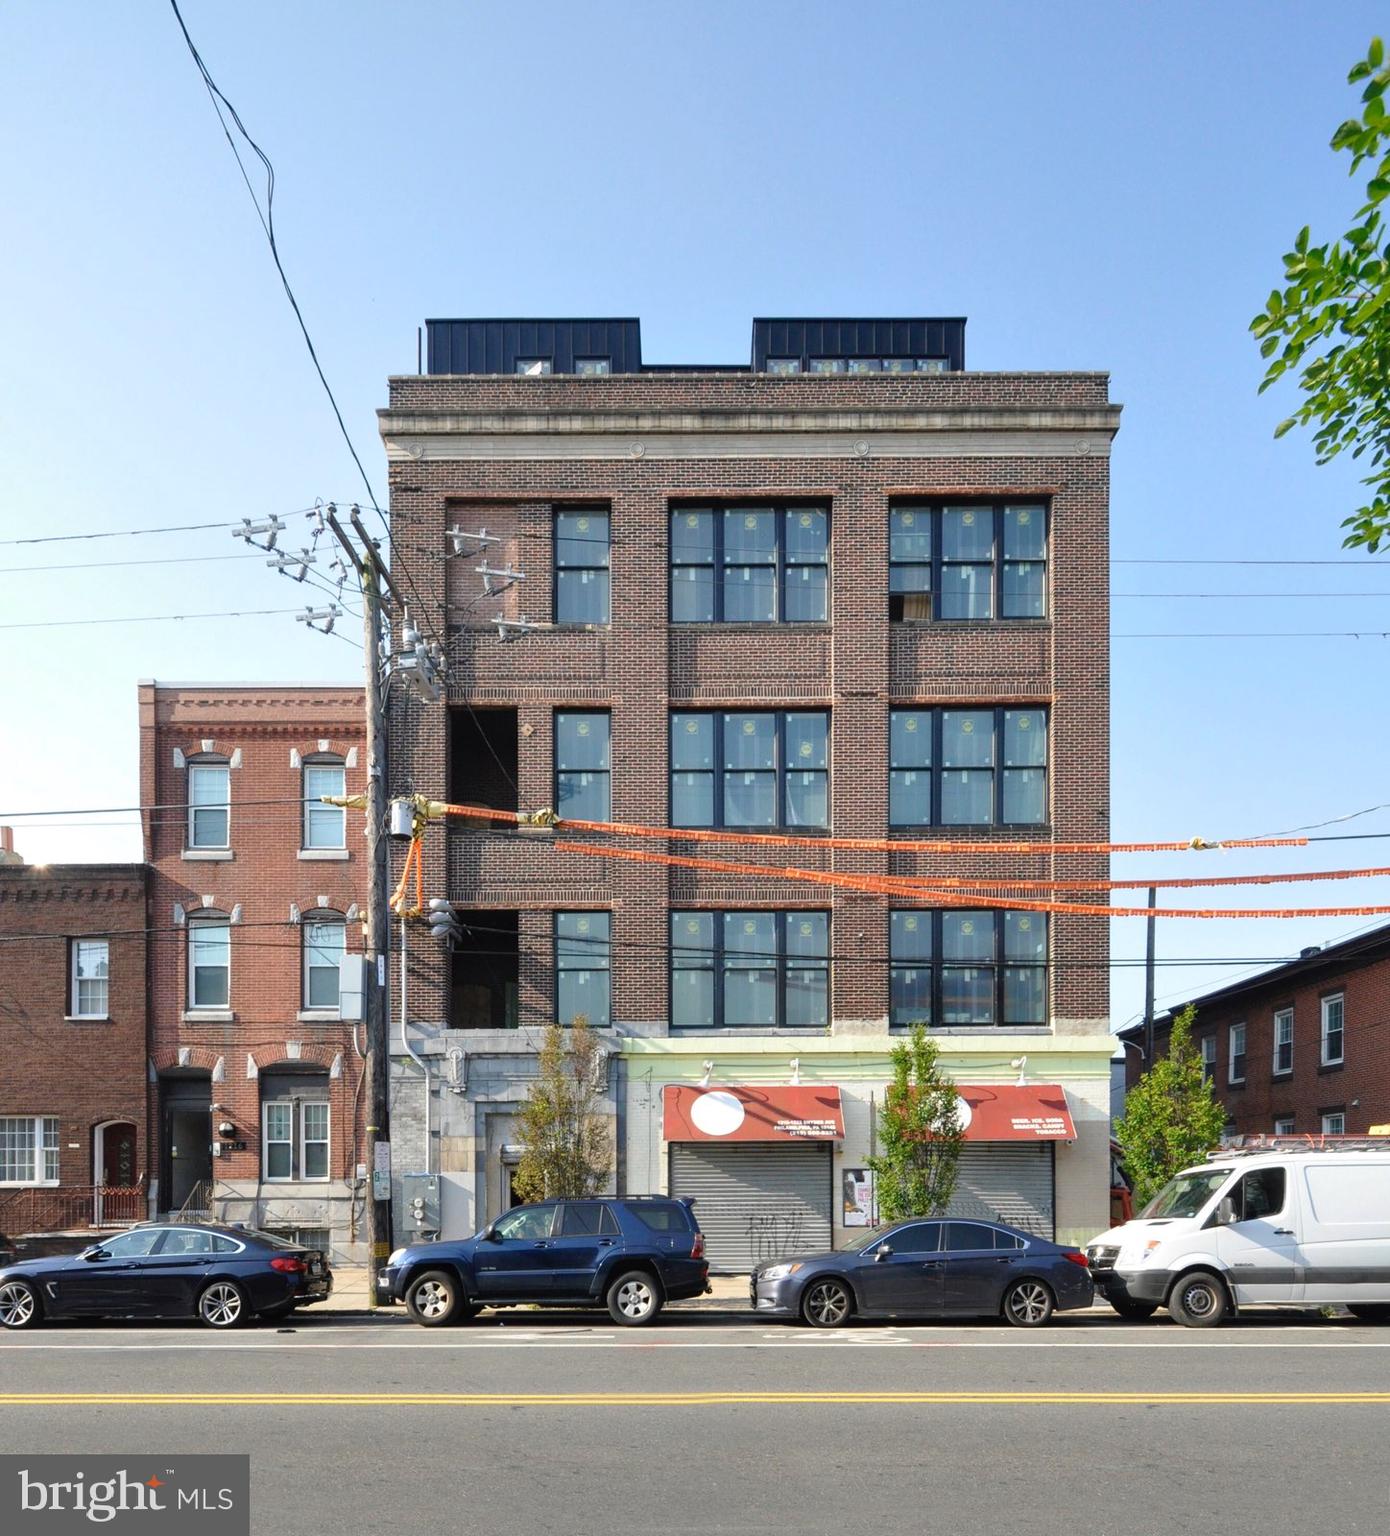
[{"x1": 3, "y1": 0, "x2": 1388, "y2": 1034}]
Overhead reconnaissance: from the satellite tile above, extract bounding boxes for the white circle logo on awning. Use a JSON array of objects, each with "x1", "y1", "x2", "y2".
[
  {"x1": 689, "y1": 1090, "x2": 746, "y2": 1137},
  {"x1": 953, "y1": 1096, "x2": 974, "y2": 1133}
]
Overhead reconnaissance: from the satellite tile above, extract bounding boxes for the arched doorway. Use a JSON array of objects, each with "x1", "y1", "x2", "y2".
[{"x1": 93, "y1": 1121, "x2": 139, "y2": 1226}]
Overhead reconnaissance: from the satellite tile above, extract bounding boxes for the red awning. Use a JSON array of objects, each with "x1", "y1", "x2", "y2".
[
  {"x1": 663, "y1": 1084, "x2": 845, "y2": 1143},
  {"x1": 957, "y1": 1084, "x2": 1075, "y2": 1141}
]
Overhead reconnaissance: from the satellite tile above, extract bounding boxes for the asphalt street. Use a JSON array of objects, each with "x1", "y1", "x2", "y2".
[{"x1": 3, "y1": 1310, "x2": 1388, "y2": 1535}]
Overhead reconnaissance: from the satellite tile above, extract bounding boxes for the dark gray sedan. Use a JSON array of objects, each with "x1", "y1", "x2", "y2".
[{"x1": 751, "y1": 1218, "x2": 1094, "y2": 1328}]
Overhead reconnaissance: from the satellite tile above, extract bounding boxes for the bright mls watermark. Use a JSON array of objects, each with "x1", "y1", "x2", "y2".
[{"x1": 2, "y1": 1456, "x2": 249, "y2": 1533}]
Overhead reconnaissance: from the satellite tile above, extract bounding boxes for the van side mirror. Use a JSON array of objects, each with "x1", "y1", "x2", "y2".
[
  {"x1": 1217, "y1": 1197, "x2": 1239, "y2": 1226},
  {"x1": 874, "y1": 1245, "x2": 893, "y2": 1262}
]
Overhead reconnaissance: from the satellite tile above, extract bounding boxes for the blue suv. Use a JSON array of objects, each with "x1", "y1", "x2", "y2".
[{"x1": 379, "y1": 1196, "x2": 710, "y2": 1326}]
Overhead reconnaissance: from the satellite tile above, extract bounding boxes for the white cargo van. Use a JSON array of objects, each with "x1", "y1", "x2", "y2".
[{"x1": 1086, "y1": 1143, "x2": 1390, "y2": 1326}]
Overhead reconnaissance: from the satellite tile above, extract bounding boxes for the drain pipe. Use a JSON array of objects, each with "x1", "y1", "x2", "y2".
[{"x1": 399, "y1": 914, "x2": 431, "y2": 1174}]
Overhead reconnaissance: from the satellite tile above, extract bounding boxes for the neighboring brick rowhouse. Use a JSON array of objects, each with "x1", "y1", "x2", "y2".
[
  {"x1": 139, "y1": 683, "x2": 366, "y2": 1243},
  {"x1": 1124, "y1": 925, "x2": 1390, "y2": 1136},
  {"x1": 380, "y1": 368, "x2": 1114, "y2": 1036},
  {"x1": 0, "y1": 864, "x2": 148, "y2": 1200}
]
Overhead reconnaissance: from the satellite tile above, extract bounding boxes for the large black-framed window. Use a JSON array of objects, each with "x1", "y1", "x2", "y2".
[
  {"x1": 890, "y1": 503, "x2": 1047, "y2": 621},
  {"x1": 554, "y1": 509, "x2": 610, "y2": 625},
  {"x1": 556, "y1": 912, "x2": 611, "y2": 1028},
  {"x1": 890, "y1": 910, "x2": 1048, "y2": 1028},
  {"x1": 671, "y1": 911, "x2": 829, "y2": 1030},
  {"x1": 670, "y1": 504, "x2": 828, "y2": 623},
  {"x1": 889, "y1": 708, "x2": 1047, "y2": 827},
  {"x1": 555, "y1": 712, "x2": 610, "y2": 821},
  {"x1": 671, "y1": 711, "x2": 828, "y2": 829}
]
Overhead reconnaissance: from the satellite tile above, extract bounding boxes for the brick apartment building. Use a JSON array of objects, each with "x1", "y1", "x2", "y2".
[
  {"x1": 1121, "y1": 923, "x2": 1390, "y2": 1140},
  {"x1": 0, "y1": 849, "x2": 148, "y2": 1237},
  {"x1": 139, "y1": 682, "x2": 367, "y2": 1256},
  {"x1": 378, "y1": 316, "x2": 1120, "y2": 1262}
]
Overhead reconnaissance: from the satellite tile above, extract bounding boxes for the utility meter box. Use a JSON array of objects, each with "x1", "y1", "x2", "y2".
[{"x1": 401, "y1": 1173, "x2": 440, "y2": 1240}]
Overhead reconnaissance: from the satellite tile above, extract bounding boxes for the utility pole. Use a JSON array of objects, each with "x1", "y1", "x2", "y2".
[
  {"x1": 1143, "y1": 885, "x2": 1157, "y2": 1064},
  {"x1": 326, "y1": 504, "x2": 406, "y2": 1304}
]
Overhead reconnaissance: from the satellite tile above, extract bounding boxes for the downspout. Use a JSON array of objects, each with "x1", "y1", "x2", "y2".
[{"x1": 399, "y1": 914, "x2": 431, "y2": 1174}]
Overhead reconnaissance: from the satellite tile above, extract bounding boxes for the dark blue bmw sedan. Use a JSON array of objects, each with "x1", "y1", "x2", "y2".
[
  {"x1": 751, "y1": 1217, "x2": 1093, "y2": 1327},
  {"x1": 0, "y1": 1222, "x2": 332, "y2": 1330}
]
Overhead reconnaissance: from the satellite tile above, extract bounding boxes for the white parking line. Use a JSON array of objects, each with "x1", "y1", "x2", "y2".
[{"x1": 2, "y1": 1329, "x2": 1386, "y2": 1351}]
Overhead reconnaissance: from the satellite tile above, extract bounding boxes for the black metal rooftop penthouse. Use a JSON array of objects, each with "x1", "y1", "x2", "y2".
[{"x1": 422, "y1": 316, "x2": 967, "y2": 376}]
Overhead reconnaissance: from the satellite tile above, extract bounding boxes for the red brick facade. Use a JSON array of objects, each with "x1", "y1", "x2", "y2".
[
  {"x1": 381, "y1": 370, "x2": 1115, "y2": 1036},
  {"x1": 139, "y1": 684, "x2": 366, "y2": 1241},
  {"x1": 0, "y1": 864, "x2": 148, "y2": 1227},
  {"x1": 1124, "y1": 928, "x2": 1390, "y2": 1137}
]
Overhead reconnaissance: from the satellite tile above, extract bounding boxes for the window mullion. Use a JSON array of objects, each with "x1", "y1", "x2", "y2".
[
  {"x1": 993, "y1": 506, "x2": 1003, "y2": 620},
  {"x1": 714, "y1": 715, "x2": 724, "y2": 831},
  {"x1": 713, "y1": 512, "x2": 725, "y2": 622}
]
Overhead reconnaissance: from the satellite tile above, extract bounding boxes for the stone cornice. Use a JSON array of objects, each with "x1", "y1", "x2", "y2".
[{"x1": 379, "y1": 405, "x2": 1121, "y2": 463}]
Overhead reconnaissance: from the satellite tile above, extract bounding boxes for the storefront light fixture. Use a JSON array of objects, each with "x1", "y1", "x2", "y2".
[
  {"x1": 699, "y1": 1060, "x2": 714, "y2": 1088},
  {"x1": 789, "y1": 1057, "x2": 801, "y2": 1086},
  {"x1": 1011, "y1": 1055, "x2": 1028, "y2": 1086}
]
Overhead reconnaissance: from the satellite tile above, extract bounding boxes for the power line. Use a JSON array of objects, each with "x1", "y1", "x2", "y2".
[
  {"x1": 1114, "y1": 591, "x2": 1390, "y2": 599},
  {"x1": 1113, "y1": 631, "x2": 1390, "y2": 639},
  {"x1": 0, "y1": 519, "x2": 234, "y2": 547},
  {"x1": 0, "y1": 606, "x2": 330, "y2": 632},
  {"x1": 167, "y1": 3, "x2": 446, "y2": 660}
]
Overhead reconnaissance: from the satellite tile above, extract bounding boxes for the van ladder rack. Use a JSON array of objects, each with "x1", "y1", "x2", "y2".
[{"x1": 1208, "y1": 1134, "x2": 1390, "y2": 1159}]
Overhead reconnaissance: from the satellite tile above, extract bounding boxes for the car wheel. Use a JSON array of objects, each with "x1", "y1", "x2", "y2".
[
  {"x1": 1003, "y1": 1278, "x2": 1055, "y2": 1328},
  {"x1": 405, "y1": 1270, "x2": 473, "y2": 1327},
  {"x1": 1109, "y1": 1296, "x2": 1158, "y2": 1322},
  {"x1": 1347, "y1": 1304, "x2": 1390, "y2": 1324},
  {"x1": 0, "y1": 1279, "x2": 41, "y2": 1330},
  {"x1": 198, "y1": 1281, "x2": 249, "y2": 1330},
  {"x1": 801, "y1": 1277, "x2": 854, "y2": 1329},
  {"x1": 606, "y1": 1270, "x2": 662, "y2": 1326},
  {"x1": 1168, "y1": 1271, "x2": 1229, "y2": 1328}
]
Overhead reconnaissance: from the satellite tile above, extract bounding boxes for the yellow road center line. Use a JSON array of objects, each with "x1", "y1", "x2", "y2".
[{"x1": 2, "y1": 1392, "x2": 1390, "y2": 1406}]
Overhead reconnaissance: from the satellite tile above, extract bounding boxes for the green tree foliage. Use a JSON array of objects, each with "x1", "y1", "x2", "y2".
[
  {"x1": 1114, "y1": 1006, "x2": 1226, "y2": 1209},
  {"x1": 513, "y1": 1017, "x2": 612, "y2": 1203},
  {"x1": 1252, "y1": 38, "x2": 1390, "y2": 550},
  {"x1": 867, "y1": 1025, "x2": 965, "y2": 1223}
]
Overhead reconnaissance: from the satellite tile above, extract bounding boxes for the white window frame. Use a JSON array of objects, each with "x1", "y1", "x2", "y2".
[
  {"x1": 187, "y1": 761, "x2": 230, "y2": 849},
  {"x1": 1200, "y1": 1035, "x2": 1216, "y2": 1082},
  {"x1": 1322, "y1": 1111, "x2": 1346, "y2": 1136},
  {"x1": 1228, "y1": 1022, "x2": 1246, "y2": 1084},
  {"x1": 260, "y1": 1094, "x2": 330, "y2": 1183},
  {"x1": 302, "y1": 915, "x2": 346, "y2": 1012},
  {"x1": 0, "y1": 1115, "x2": 59, "y2": 1187},
  {"x1": 262, "y1": 1101, "x2": 294, "y2": 1182},
  {"x1": 1272, "y1": 1008, "x2": 1294, "y2": 1075},
  {"x1": 302, "y1": 760, "x2": 346, "y2": 850},
  {"x1": 1273, "y1": 1116, "x2": 1296, "y2": 1135},
  {"x1": 69, "y1": 938, "x2": 109, "y2": 1018},
  {"x1": 300, "y1": 1101, "x2": 330, "y2": 1182},
  {"x1": 187, "y1": 917, "x2": 231, "y2": 1010},
  {"x1": 1321, "y1": 994, "x2": 1345, "y2": 1066}
]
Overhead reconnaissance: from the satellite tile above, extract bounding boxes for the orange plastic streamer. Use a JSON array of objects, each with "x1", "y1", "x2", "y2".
[
  {"x1": 553, "y1": 840, "x2": 1390, "y2": 921},
  {"x1": 434, "y1": 801, "x2": 1307, "y2": 857},
  {"x1": 390, "y1": 836, "x2": 424, "y2": 915}
]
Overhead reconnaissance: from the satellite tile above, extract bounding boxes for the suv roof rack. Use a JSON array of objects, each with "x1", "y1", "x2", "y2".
[
  {"x1": 1209, "y1": 1134, "x2": 1390, "y2": 1158},
  {"x1": 549, "y1": 1194, "x2": 694, "y2": 1205}
]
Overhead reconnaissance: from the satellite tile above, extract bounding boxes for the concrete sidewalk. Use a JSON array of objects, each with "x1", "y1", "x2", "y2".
[{"x1": 316, "y1": 1266, "x2": 750, "y2": 1314}]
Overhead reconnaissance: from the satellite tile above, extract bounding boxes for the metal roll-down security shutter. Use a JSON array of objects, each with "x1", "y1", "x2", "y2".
[
  {"x1": 945, "y1": 1143, "x2": 1055, "y2": 1238},
  {"x1": 670, "y1": 1142, "x2": 833, "y2": 1273}
]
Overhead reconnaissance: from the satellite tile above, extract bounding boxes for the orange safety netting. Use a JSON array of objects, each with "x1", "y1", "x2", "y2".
[
  {"x1": 432, "y1": 801, "x2": 1307, "y2": 857},
  {"x1": 552, "y1": 839, "x2": 1390, "y2": 920},
  {"x1": 390, "y1": 835, "x2": 424, "y2": 915}
]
